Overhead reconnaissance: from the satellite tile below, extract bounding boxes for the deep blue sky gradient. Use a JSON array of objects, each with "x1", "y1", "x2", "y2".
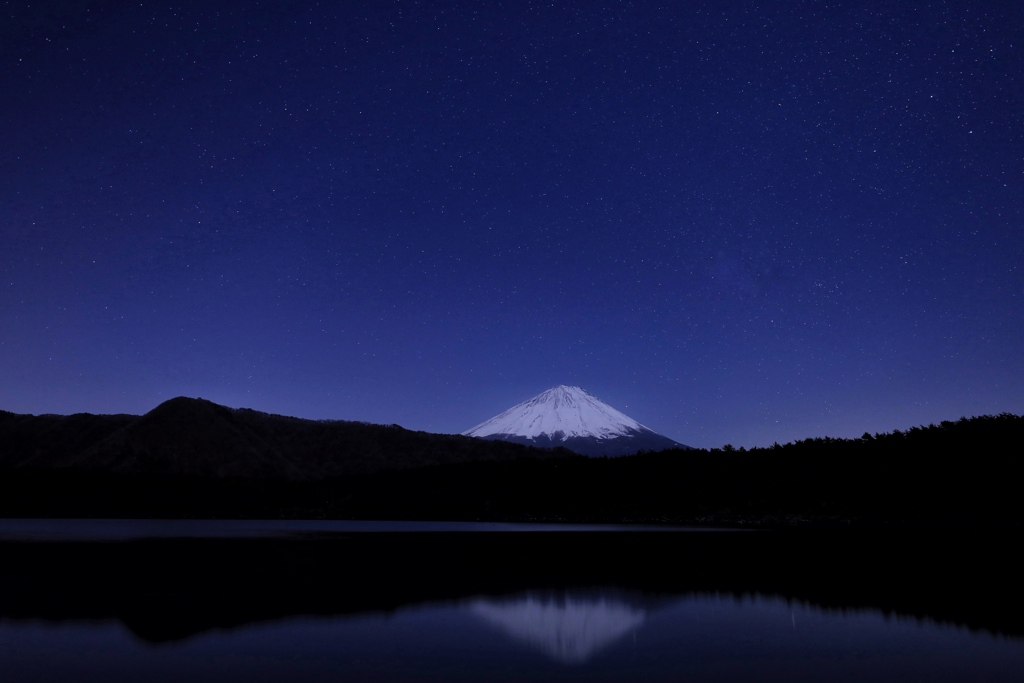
[{"x1": 2, "y1": 1, "x2": 1022, "y2": 447}]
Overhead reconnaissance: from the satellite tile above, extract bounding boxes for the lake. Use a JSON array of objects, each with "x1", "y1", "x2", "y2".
[{"x1": 1, "y1": 520, "x2": 1021, "y2": 681}]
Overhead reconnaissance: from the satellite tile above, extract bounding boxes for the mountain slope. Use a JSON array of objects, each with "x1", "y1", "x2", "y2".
[
  {"x1": 0, "y1": 397, "x2": 570, "y2": 481},
  {"x1": 463, "y1": 386, "x2": 687, "y2": 457}
]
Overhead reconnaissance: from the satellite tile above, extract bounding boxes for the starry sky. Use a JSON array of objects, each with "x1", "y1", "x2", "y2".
[{"x1": 2, "y1": 0, "x2": 1022, "y2": 448}]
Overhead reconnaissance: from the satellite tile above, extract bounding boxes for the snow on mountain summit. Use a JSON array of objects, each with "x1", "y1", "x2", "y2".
[
  {"x1": 463, "y1": 386, "x2": 646, "y2": 440},
  {"x1": 462, "y1": 386, "x2": 687, "y2": 456}
]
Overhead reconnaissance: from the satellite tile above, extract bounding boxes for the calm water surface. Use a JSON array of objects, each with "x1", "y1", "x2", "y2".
[
  {"x1": 0, "y1": 519, "x2": 1021, "y2": 682},
  {"x1": 0, "y1": 518, "x2": 714, "y2": 540}
]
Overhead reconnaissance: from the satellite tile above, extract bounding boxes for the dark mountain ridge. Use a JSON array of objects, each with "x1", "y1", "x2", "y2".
[
  {"x1": 0, "y1": 397, "x2": 570, "y2": 481},
  {"x1": 2, "y1": 401, "x2": 1022, "y2": 527}
]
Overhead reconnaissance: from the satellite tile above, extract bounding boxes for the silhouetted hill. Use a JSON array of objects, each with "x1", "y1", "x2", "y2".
[
  {"x1": 0, "y1": 397, "x2": 570, "y2": 481},
  {"x1": 1, "y1": 403, "x2": 1021, "y2": 527},
  {"x1": 0, "y1": 410, "x2": 136, "y2": 468}
]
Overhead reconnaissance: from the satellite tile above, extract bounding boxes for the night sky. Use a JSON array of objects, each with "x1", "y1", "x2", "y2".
[{"x1": 3, "y1": 1, "x2": 1022, "y2": 448}]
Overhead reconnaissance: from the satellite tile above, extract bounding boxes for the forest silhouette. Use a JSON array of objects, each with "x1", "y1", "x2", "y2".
[{"x1": 1, "y1": 400, "x2": 1021, "y2": 527}]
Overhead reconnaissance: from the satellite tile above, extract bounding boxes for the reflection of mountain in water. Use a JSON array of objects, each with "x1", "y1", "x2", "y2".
[
  {"x1": 2, "y1": 531, "x2": 1023, "y2": 643},
  {"x1": 469, "y1": 591, "x2": 650, "y2": 663}
]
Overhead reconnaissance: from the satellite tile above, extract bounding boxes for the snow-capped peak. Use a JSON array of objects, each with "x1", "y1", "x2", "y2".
[{"x1": 462, "y1": 385, "x2": 652, "y2": 441}]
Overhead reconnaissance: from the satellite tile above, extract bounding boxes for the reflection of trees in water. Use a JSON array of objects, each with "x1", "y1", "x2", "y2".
[
  {"x1": 2, "y1": 531, "x2": 1023, "y2": 644},
  {"x1": 469, "y1": 590, "x2": 654, "y2": 663}
]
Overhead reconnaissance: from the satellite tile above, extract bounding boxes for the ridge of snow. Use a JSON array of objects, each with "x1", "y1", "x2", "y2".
[{"x1": 462, "y1": 386, "x2": 655, "y2": 441}]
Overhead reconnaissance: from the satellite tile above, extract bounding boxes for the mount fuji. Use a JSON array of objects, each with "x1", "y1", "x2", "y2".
[{"x1": 462, "y1": 386, "x2": 688, "y2": 457}]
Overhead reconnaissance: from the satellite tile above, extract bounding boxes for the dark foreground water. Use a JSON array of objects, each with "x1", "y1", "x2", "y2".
[{"x1": 1, "y1": 520, "x2": 1022, "y2": 682}]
